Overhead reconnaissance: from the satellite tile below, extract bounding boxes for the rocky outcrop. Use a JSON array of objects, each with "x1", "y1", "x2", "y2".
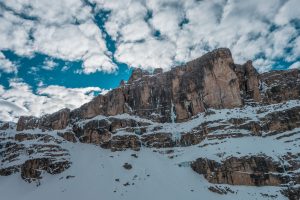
[
  {"x1": 21, "y1": 158, "x2": 70, "y2": 183},
  {"x1": 262, "y1": 106, "x2": 300, "y2": 134},
  {"x1": 108, "y1": 135, "x2": 141, "y2": 151},
  {"x1": 0, "y1": 132, "x2": 71, "y2": 183},
  {"x1": 69, "y1": 48, "x2": 244, "y2": 123},
  {"x1": 234, "y1": 60, "x2": 261, "y2": 102},
  {"x1": 281, "y1": 186, "x2": 300, "y2": 200},
  {"x1": 141, "y1": 133, "x2": 175, "y2": 148},
  {"x1": 2, "y1": 47, "x2": 300, "y2": 199},
  {"x1": 191, "y1": 155, "x2": 299, "y2": 186},
  {"x1": 0, "y1": 122, "x2": 10, "y2": 130},
  {"x1": 57, "y1": 131, "x2": 77, "y2": 143},
  {"x1": 17, "y1": 108, "x2": 70, "y2": 131},
  {"x1": 260, "y1": 69, "x2": 300, "y2": 104},
  {"x1": 15, "y1": 48, "x2": 300, "y2": 136}
]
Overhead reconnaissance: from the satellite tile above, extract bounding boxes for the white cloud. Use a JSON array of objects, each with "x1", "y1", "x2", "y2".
[
  {"x1": 1, "y1": 0, "x2": 300, "y2": 73},
  {"x1": 289, "y1": 37, "x2": 300, "y2": 62},
  {"x1": 3, "y1": 0, "x2": 92, "y2": 25},
  {"x1": 275, "y1": 0, "x2": 300, "y2": 25},
  {"x1": 0, "y1": 80, "x2": 109, "y2": 122},
  {"x1": 0, "y1": 1, "x2": 115, "y2": 74},
  {"x1": 289, "y1": 61, "x2": 300, "y2": 69},
  {"x1": 266, "y1": 25, "x2": 297, "y2": 60},
  {"x1": 94, "y1": 0, "x2": 300, "y2": 72},
  {"x1": 1, "y1": 0, "x2": 300, "y2": 123},
  {"x1": 115, "y1": 38, "x2": 176, "y2": 69},
  {"x1": 0, "y1": 52, "x2": 17, "y2": 73},
  {"x1": 120, "y1": 20, "x2": 151, "y2": 42},
  {"x1": 42, "y1": 59, "x2": 58, "y2": 70}
]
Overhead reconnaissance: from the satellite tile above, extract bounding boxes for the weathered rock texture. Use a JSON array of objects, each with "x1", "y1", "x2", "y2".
[
  {"x1": 16, "y1": 48, "x2": 300, "y2": 131},
  {"x1": 281, "y1": 186, "x2": 300, "y2": 200},
  {"x1": 191, "y1": 155, "x2": 300, "y2": 186},
  {"x1": 234, "y1": 60, "x2": 261, "y2": 102},
  {"x1": 70, "y1": 48, "x2": 243, "y2": 123},
  {"x1": 260, "y1": 69, "x2": 300, "y2": 104},
  {"x1": 21, "y1": 158, "x2": 70, "y2": 183},
  {"x1": 1, "y1": 47, "x2": 300, "y2": 195},
  {"x1": 0, "y1": 132, "x2": 71, "y2": 183},
  {"x1": 17, "y1": 108, "x2": 70, "y2": 131}
]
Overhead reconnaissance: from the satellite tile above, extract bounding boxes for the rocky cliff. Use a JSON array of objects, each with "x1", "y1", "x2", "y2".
[{"x1": 1, "y1": 48, "x2": 300, "y2": 200}]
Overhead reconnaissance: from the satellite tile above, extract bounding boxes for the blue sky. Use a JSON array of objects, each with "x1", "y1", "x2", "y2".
[
  {"x1": 0, "y1": 50, "x2": 131, "y2": 91},
  {"x1": 0, "y1": 0, "x2": 300, "y2": 122}
]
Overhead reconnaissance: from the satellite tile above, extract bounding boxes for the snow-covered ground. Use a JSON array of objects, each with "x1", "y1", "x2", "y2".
[
  {"x1": 0, "y1": 142, "x2": 286, "y2": 200},
  {"x1": 1, "y1": 100, "x2": 300, "y2": 200}
]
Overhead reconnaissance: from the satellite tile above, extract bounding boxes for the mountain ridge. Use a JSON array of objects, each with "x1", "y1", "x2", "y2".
[
  {"x1": 1, "y1": 48, "x2": 300, "y2": 200},
  {"x1": 16, "y1": 48, "x2": 271, "y2": 130}
]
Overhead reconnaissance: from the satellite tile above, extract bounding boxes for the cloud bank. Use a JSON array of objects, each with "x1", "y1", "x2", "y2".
[
  {"x1": 0, "y1": 0, "x2": 299, "y2": 74},
  {"x1": 0, "y1": 79, "x2": 108, "y2": 122},
  {"x1": 0, "y1": 0, "x2": 300, "y2": 122}
]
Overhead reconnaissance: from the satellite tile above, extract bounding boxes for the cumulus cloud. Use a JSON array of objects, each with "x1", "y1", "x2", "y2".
[
  {"x1": 0, "y1": 0, "x2": 115, "y2": 74},
  {"x1": 0, "y1": 80, "x2": 109, "y2": 122},
  {"x1": 94, "y1": 0, "x2": 300, "y2": 72},
  {"x1": 1, "y1": 0, "x2": 300, "y2": 73},
  {"x1": 289, "y1": 61, "x2": 300, "y2": 69},
  {"x1": 0, "y1": 52, "x2": 17, "y2": 73},
  {"x1": 42, "y1": 59, "x2": 58, "y2": 70}
]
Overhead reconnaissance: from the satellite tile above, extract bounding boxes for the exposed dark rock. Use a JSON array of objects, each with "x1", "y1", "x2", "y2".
[
  {"x1": 141, "y1": 133, "x2": 175, "y2": 148},
  {"x1": 0, "y1": 166, "x2": 19, "y2": 176},
  {"x1": 153, "y1": 68, "x2": 163, "y2": 74},
  {"x1": 1, "y1": 133, "x2": 71, "y2": 183},
  {"x1": 17, "y1": 108, "x2": 70, "y2": 131},
  {"x1": 234, "y1": 60, "x2": 261, "y2": 102},
  {"x1": 123, "y1": 163, "x2": 132, "y2": 170},
  {"x1": 208, "y1": 186, "x2": 234, "y2": 195},
  {"x1": 262, "y1": 107, "x2": 300, "y2": 134},
  {"x1": 179, "y1": 129, "x2": 207, "y2": 146},
  {"x1": 191, "y1": 155, "x2": 299, "y2": 186},
  {"x1": 0, "y1": 122, "x2": 10, "y2": 130},
  {"x1": 21, "y1": 158, "x2": 70, "y2": 183},
  {"x1": 281, "y1": 186, "x2": 300, "y2": 200},
  {"x1": 57, "y1": 131, "x2": 77, "y2": 143},
  {"x1": 260, "y1": 69, "x2": 300, "y2": 104},
  {"x1": 108, "y1": 135, "x2": 141, "y2": 151}
]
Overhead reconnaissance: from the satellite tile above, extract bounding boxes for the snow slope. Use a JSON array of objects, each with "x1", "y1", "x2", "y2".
[
  {"x1": 1, "y1": 100, "x2": 300, "y2": 200},
  {"x1": 0, "y1": 142, "x2": 286, "y2": 200}
]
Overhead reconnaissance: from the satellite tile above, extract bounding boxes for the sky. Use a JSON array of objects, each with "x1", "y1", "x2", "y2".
[{"x1": 0, "y1": 0, "x2": 300, "y2": 122}]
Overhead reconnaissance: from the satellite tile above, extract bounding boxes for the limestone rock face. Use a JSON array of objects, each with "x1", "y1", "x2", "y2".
[
  {"x1": 191, "y1": 155, "x2": 299, "y2": 186},
  {"x1": 17, "y1": 108, "x2": 70, "y2": 131},
  {"x1": 200, "y1": 49, "x2": 242, "y2": 110},
  {"x1": 260, "y1": 69, "x2": 300, "y2": 104},
  {"x1": 21, "y1": 158, "x2": 70, "y2": 183},
  {"x1": 235, "y1": 60, "x2": 261, "y2": 102},
  {"x1": 127, "y1": 68, "x2": 150, "y2": 83},
  {"x1": 15, "y1": 48, "x2": 300, "y2": 131},
  {"x1": 70, "y1": 48, "x2": 243, "y2": 123}
]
